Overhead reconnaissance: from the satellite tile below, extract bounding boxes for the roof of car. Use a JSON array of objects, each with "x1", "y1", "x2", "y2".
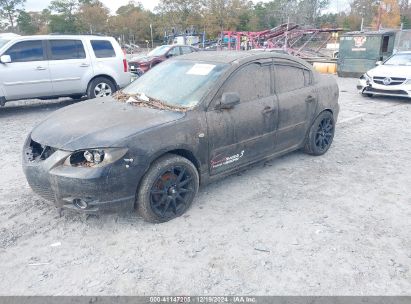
[
  {"x1": 162, "y1": 44, "x2": 196, "y2": 47},
  {"x1": 5, "y1": 34, "x2": 115, "y2": 41},
  {"x1": 179, "y1": 50, "x2": 313, "y2": 68}
]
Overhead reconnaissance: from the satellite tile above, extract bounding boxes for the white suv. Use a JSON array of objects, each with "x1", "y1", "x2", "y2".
[{"x1": 0, "y1": 35, "x2": 131, "y2": 106}]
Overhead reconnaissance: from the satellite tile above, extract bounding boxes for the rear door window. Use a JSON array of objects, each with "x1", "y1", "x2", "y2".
[
  {"x1": 5, "y1": 40, "x2": 45, "y2": 62},
  {"x1": 50, "y1": 40, "x2": 86, "y2": 60},
  {"x1": 91, "y1": 40, "x2": 116, "y2": 58},
  {"x1": 275, "y1": 64, "x2": 309, "y2": 93},
  {"x1": 181, "y1": 46, "x2": 193, "y2": 54},
  {"x1": 168, "y1": 47, "x2": 181, "y2": 57}
]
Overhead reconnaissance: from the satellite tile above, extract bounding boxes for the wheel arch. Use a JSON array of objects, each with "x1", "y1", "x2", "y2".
[
  {"x1": 140, "y1": 147, "x2": 202, "y2": 186},
  {"x1": 318, "y1": 108, "x2": 333, "y2": 116},
  {"x1": 87, "y1": 74, "x2": 118, "y2": 89},
  {"x1": 167, "y1": 149, "x2": 201, "y2": 172}
]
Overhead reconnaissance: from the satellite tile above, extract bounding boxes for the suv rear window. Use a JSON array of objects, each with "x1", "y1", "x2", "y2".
[
  {"x1": 50, "y1": 40, "x2": 86, "y2": 60},
  {"x1": 5, "y1": 40, "x2": 44, "y2": 62},
  {"x1": 91, "y1": 40, "x2": 116, "y2": 58}
]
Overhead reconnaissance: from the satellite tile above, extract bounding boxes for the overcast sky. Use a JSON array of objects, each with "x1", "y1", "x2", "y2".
[{"x1": 24, "y1": 0, "x2": 350, "y2": 14}]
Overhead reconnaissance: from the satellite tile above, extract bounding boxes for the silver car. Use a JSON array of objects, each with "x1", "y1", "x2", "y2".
[{"x1": 0, "y1": 35, "x2": 131, "y2": 106}]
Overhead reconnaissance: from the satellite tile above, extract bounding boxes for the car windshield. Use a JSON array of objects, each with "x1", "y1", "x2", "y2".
[
  {"x1": 123, "y1": 60, "x2": 229, "y2": 108},
  {"x1": 384, "y1": 53, "x2": 411, "y2": 65},
  {"x1": 148, "y1": 45, "x2": 171, "y2": 57},
  {"x1": 0, "y1": 39, "x2": 10, "y2": 48}
]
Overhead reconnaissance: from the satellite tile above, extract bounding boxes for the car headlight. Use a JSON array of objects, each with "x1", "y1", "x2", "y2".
[
  {"x1": 405, "y1": 79, "x2": 411, "y2": 85},
  {"x1": 360, "y1": 73, "x2": 371, "y2": 82},
  {"x1": 64, "y1": 148, "x2": 128, "y2": 168}
]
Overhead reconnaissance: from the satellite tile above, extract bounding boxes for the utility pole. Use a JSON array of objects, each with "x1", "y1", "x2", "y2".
[
  {"x1": 150, "y1": 24, "x2": 154, "y2": 49},
  {"x1": 377, "y1": 1, "x2": 383, "y2": 30}
]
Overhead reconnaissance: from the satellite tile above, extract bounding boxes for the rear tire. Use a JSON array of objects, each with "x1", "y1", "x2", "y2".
[
  {"x1": 87, "y1": 77, "x2": 116, "y2": 99},
  {"x1": 137, "y1": 154, "x2": 199, "y2": 223},
  {"x1": 304, "y1": 111, "x2": 335, "y2": 156}
]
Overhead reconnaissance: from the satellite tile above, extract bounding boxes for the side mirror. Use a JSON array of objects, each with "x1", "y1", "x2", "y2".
[
  {"x1": 0, "y1": 55, "x2": 11, "y2": 64},
  {"x1": 376, "y1": 61, "x2": 383, "y2": 66},
  {"x1": 219, "y1": 92, "x2": 240, "y2": 110},
  {"x1": 166, "y1": 53, "x2": 174, "y2": 58}
]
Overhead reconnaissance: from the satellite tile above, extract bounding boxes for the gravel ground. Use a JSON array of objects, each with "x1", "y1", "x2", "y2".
[{"x1": 0, "y1": 78, "x2": 410, "y2": 295}]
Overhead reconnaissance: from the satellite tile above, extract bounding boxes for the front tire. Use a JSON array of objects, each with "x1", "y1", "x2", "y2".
[
  {"x1": 87, "y1": 77, "x2": 116, "y2": 99},
  {"x1": 137, "y1": 154, "x2": 199, "y2": 223},
  {"x1": 304, "y1": 111, "x2": 335, "y2": 156}
]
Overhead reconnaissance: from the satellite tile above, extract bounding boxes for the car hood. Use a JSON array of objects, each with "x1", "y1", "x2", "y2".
[
  {"x1": 31, "y1": 98, "x2": 185, "y2": 151},
  {"x1": 368, "y1": 65, "x2": 411, "y2": 78}
]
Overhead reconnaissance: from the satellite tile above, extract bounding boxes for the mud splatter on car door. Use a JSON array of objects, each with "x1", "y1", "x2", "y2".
[{"x1": 206, "y1": 61, "x2": 278, "y2": 175}]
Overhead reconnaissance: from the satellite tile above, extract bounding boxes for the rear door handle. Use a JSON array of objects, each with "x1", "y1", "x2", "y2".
[
  {"x1": 80, "y1": 63, "x2": 90, "y2": 67},
  {"x1": 262, "y1": 106, "x2": 275, "y2": 114},
  {"x1": 305, "y1": 95, "x2": 316, "y2": 103},
  {"x1": 36, "y1": 66, "x2": 47, "y2": 71}
]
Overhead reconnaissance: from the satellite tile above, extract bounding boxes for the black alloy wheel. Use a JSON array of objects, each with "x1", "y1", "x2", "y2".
[
  {"x1": 315, "y1": 116, "x2": 334, "y2": 153},
  {"x1": 304, "y1": 111, "x2": 335, "y2": 156},
  {"x1": 150, "y1": 166, "x2": 195, "y2": 218},
  {"x1": 137, "y1": 154, "x2": 199, "y2": 223}
]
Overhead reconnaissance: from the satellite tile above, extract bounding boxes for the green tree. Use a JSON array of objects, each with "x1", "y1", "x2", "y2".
[
  {"x1": 0, "y1": 0, "x2": 26, "y2": 29},
  {"x1": 155, "y1": 0, "x2": 203, "y2": 34},
  {"x1": 16, "y1": 10, "x2": 37, "y2": 34},
  {"x1": 48, "y1": 0, "x2": 79, "y2": 33},
  {"x1": 298, "y1": 0, "x2": 329, "y2": 25},
  {"x1": 252, "y1": 2, "x2": 279, "y2": 31},
  {"x1": 108, "y1": 2, "x2": 153, "y2": 43},
  {"x1": 77, "y1": 0, "x2": 109, "y2": 34}
]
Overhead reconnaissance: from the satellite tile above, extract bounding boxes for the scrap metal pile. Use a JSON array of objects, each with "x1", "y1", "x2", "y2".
[{"x1": 222, "y1": 23, "x2": 343, "y2": 59}]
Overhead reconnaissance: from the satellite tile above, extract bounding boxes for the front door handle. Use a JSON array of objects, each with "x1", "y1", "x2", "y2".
[
  {"x1": 36, "y1": 66, "x2": 47, "y2": 71},
  {"x1": 80, "y1": 63, "x2": 90, "y2": 67},
  {"x1": 305, "y1": 95, "x2": 316, "y2": 103},
  {"x1": 262, "y1": 106, "x2": 275, "y2": 114}
]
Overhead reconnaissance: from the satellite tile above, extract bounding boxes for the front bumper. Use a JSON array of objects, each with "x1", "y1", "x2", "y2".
[
  {"x1": 22, "y1": 142, "x2": 146, "y2": 214},
  {"x1": 357, "y1": 78, "x2": 411, "y2": 98}
]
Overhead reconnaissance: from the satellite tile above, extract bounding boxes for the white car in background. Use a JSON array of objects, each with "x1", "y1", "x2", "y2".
[
  {"x1": 357, "y1": 51, "x2": 411, "y2": 98},
  {"x1": 0, "y1": 35, "x2": 131, "y2": 106}
]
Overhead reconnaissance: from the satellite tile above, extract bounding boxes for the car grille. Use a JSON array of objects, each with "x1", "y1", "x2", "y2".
[
  {"x1": 365, "y1": 87, "x2": 408, "y2": 96},
  {"x1": 25, "y1": 140, "x2": 57, "y2": 162},
  {"x1": 373, "y1": 76, "x2": 406, "y2": 86}
]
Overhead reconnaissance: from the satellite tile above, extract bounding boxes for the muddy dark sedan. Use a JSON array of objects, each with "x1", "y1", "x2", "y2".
[{"x1": 23, "y1": 51, "x2": 339, "y2": 223}]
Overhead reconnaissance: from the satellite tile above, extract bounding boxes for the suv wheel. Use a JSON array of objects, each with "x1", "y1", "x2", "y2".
[
  {"x1": 137, "y1": 154, "x2": 199, "y2": 223},
  {"x1": 87, "y1": 77, "x2": 116, "y2": 99}
]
